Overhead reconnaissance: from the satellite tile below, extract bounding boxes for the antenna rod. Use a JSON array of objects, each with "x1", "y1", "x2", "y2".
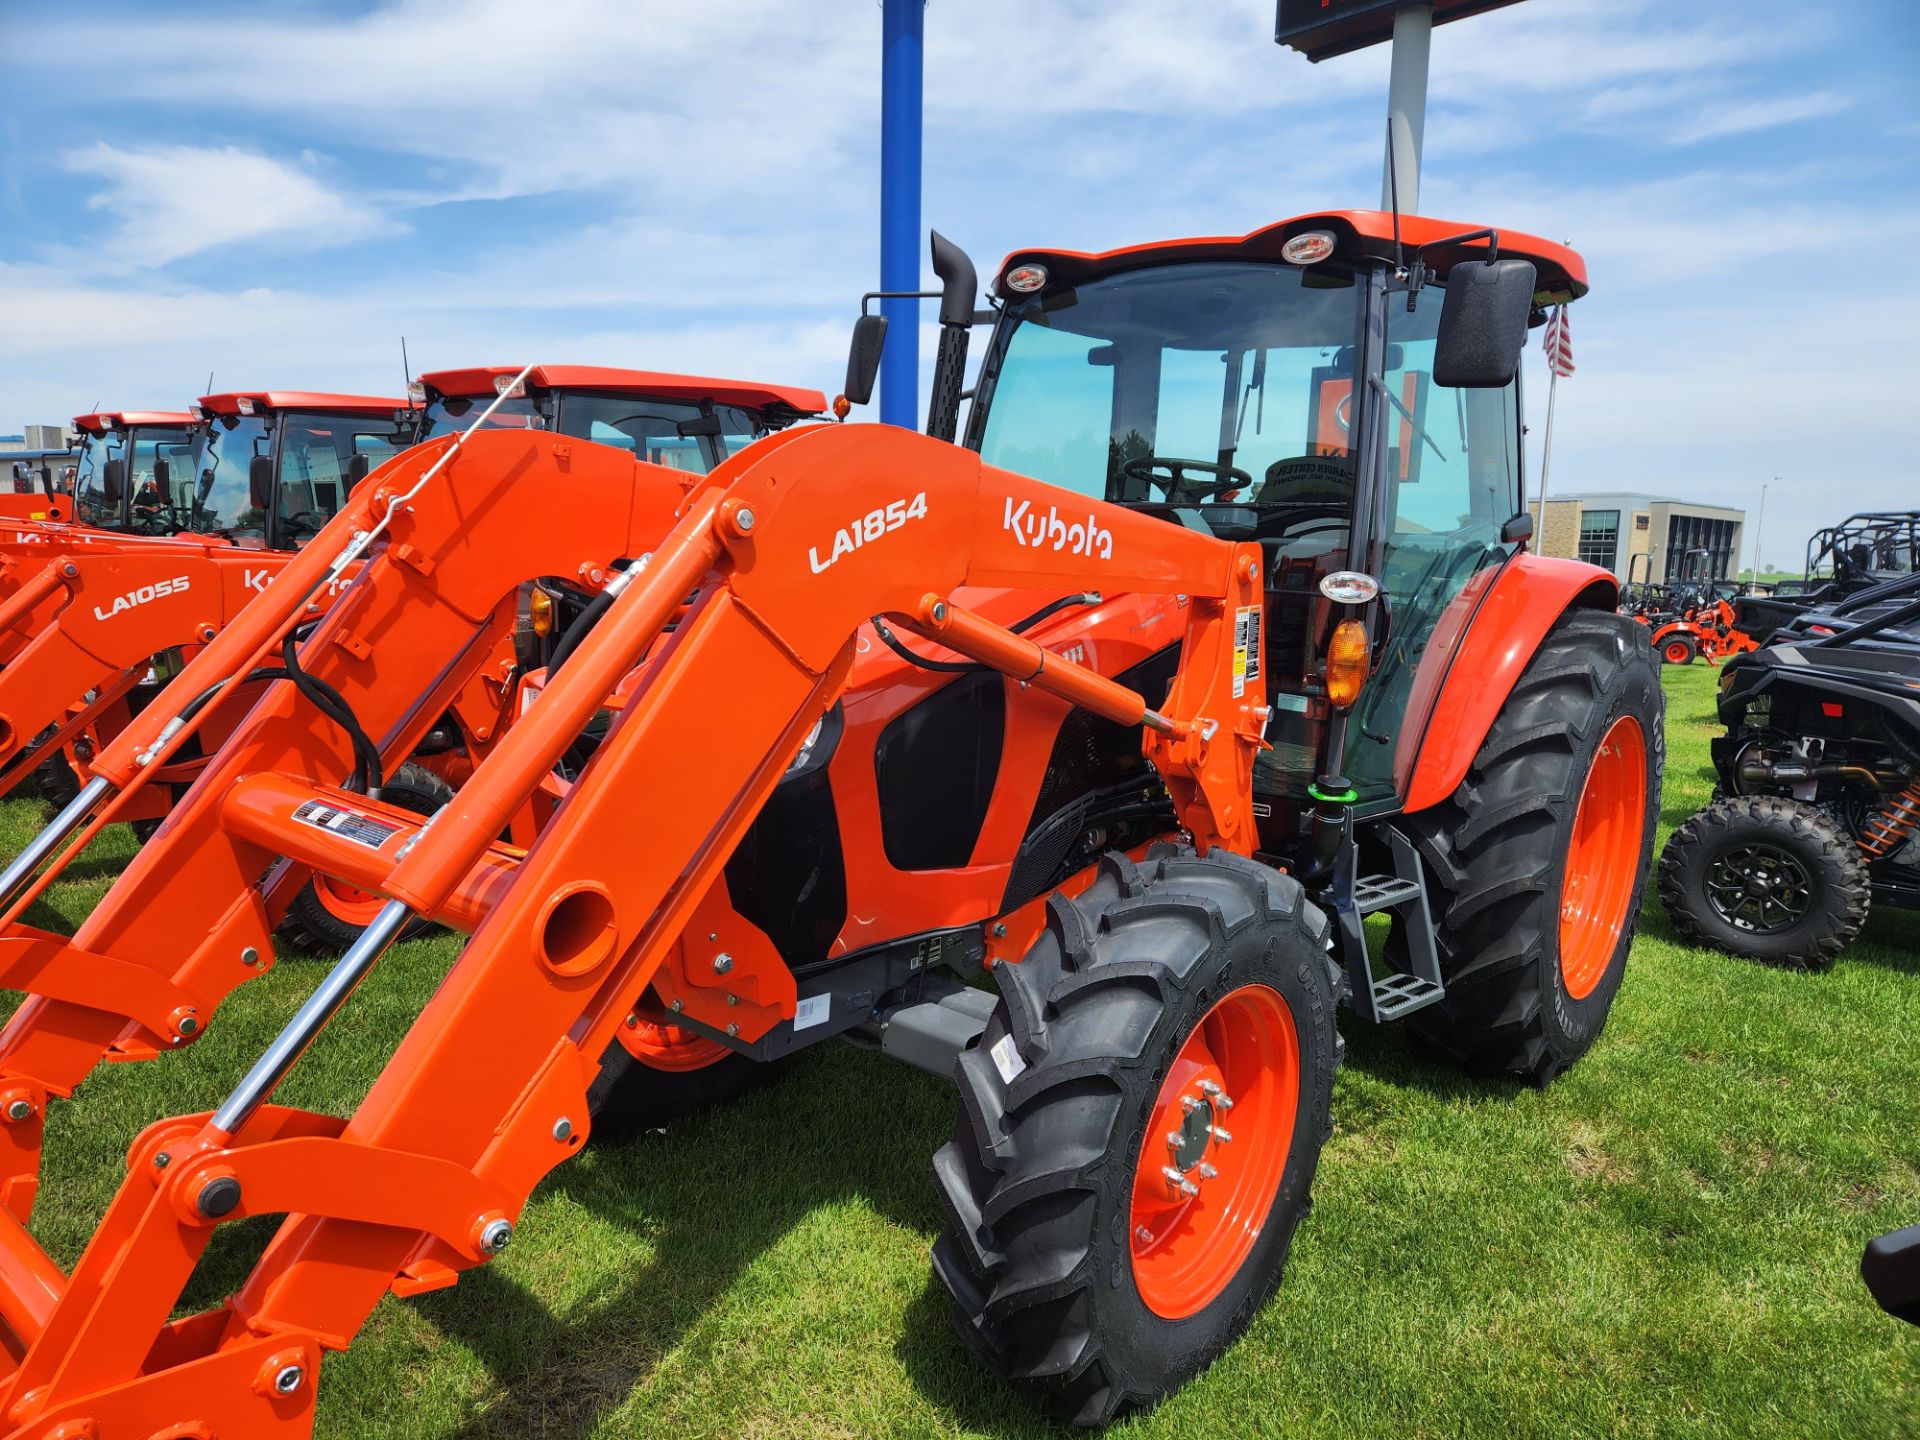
[{"x1": 400, "y1": 337, "x2": 412, "y2": 392}]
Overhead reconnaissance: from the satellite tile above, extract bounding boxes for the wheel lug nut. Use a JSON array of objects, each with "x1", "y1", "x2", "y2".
[
  {"x1": 1199, "y1": 1080, "x2": 1222, "y2": 1098},
  {"x1": 1166, "y1": 1130, "x2": 1183, "y2": 1150},
  {"x1": 1134, "y1": 1225, "x2": 1154, "y2": 1245},
  {"x1": 1211, "y1": 1125, "x2": 1232, "y2": 1144},
  {"x1": 1181, "y1": 1095, "x2": 1203, "y2": 1114},
  {"x1": 1180, "y1": 1180, "x2": 1199, "y2": 1198},
  {"x1": 1196, "y1": 1162, "x2": 1218, "y2": 1180}
]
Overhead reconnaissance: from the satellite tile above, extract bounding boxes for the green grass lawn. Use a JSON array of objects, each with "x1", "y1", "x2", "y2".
[{"x1": 3, "y1": 660, "x2": 1917, "y2": 1438}]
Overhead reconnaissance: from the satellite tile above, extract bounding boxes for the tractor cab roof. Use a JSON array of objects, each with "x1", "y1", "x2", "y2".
[
  {"x1": 995, "y1": 210, "x2": 1588, "y2": 308},
  {"x1": 416, "y1": 365, "x2": 826, "y2": 418},
  {"x1": 195, "y1": 391, "x2": 412, "y2": 419},
  {"x1": 71, "y1": 411, "x2": 197, "y2": 433}
]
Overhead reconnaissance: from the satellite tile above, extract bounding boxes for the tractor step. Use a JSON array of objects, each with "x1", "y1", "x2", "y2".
[
  {"x1": 1364, "y1": 972, "x2": 1444, "y2": 1021},
  {"x1": 1328, "y1": 826, "x2": 1447, "y2": 1024},
  {"x1": 1352, "y1": 873, "x2": 1425, "y2": 914}
]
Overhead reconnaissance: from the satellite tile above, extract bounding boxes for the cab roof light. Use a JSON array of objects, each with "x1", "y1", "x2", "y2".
[
  {"x1": 235, "y1": 396, "x2": 256, "y2": 416},
  {"x1": 494, "y1": 373, "x2": 528, "y2": 399},
  {"x1": 1003, "y1": 263, "x2": 1048, "y2": 293},
  {"x1": 1281, "y1": 229, "x2": 1337, "y2": 265},
  {"x1": 407, "y1": 380, "x2": 427, "y2": 403}
]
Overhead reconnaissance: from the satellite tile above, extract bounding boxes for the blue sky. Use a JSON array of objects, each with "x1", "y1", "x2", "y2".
[{"x1": 1, "y1": 0, "x2": 1914, "y2": 568}]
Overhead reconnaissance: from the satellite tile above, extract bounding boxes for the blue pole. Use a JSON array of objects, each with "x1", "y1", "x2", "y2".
[{"x1": 880, "y1": 0, "x2": 923, "y2": 430}]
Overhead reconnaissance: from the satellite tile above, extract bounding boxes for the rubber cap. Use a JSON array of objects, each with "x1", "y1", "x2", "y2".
[{"x1": 197, "y1": 1175, "x2": 243, "y2": 1219}]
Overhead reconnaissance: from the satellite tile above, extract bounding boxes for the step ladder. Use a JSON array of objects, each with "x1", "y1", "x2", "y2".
[{"x1": 1329, "y1": 825, "x2": 1445, "y2": 1023}]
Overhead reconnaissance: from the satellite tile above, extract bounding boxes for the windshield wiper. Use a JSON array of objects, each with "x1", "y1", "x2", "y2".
[{"x1": 1370, "y1": 374, "x2": 1448, "y2": 462}]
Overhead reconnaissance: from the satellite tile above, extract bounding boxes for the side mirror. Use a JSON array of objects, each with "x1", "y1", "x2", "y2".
[
  {"x1": 102, "y1": 458, "x2": 125, "y2": 503},
  {"x1": 1433, "y1": 258, "x2": 1538, "y2": 388},
  {"x1": 248, "y1": 454, "x2": 274, "y2": 510},
  {"x1": 344, "y1": 453, "x2": 370, "y2": 491},
  {"x1": 843, "y1": 313, "x2": 889, "y2": 407}
]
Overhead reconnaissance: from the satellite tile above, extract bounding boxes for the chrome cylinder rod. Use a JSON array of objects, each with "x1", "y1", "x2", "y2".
[
  {"x1": 210, "y1": 897, "x2": 412, "y2": 1136},
  {"x1": 0, "y1": 775, "x2": 111, "y2": 914}
]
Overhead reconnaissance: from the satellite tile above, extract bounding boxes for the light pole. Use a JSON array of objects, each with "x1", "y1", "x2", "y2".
[
  {"x1": 879, "y1": 0, "x2": 925, "y2": 430},
  {"x1": 1746, "y1": 479, "x2": 1771, "y2": 583},
  {"x1": 1381, "y1": 4, "x2": 1432, "y2": 211}
]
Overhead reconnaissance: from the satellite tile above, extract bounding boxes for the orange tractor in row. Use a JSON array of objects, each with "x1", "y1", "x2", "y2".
[
  {"x1": 1, "y1": 370, "x2": 823, "y2": 944},
  {"x1": 0, "y1": 210, "x2": 1659, "y2": 1432}
]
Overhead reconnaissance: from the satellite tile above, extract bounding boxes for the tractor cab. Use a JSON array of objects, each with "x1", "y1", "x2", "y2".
[
  {"x1": 1, "y1": 449, "x2": 75, "y2": 523},
  {"x1": 69, "y1": 411, "x2": 199, "y2": 532},
  {"x1": 941, "y1": 212, "x2": 1588, "y2": 828},
  {"x1": 411, "y1": 365, "x2": 825, "y2": 472},
  {"x1": 186, "y1": 391, "x2": 415, "y2": 547}
]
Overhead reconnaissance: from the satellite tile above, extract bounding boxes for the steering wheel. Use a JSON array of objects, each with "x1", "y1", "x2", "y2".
[
  {"x1": 1121, "y1": 456, "x2": 1252, "y2": 504},
  {"x1": 279, "y1": 509, "x2": 329, "y2": 539}
]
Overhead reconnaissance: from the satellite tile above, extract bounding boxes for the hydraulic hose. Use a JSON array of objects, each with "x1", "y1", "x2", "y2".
[{"x1": 873, "y1": 593, "x2": 1102, "y2": 674}]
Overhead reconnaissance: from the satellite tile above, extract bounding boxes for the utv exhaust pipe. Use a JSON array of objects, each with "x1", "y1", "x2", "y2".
[{"x1": 0, "y1": 774, "x2": 111, "y2": 915}]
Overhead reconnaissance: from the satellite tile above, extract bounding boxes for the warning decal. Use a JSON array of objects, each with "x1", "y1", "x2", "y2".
[
  {"x1": 1232, "y1": 605, "x2": 1262, "y2": 699},
  {"x1": 291, "y1": 799, "x2": 404, "y2": 850}
]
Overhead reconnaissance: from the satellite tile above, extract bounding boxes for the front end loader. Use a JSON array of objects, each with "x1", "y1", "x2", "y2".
[{"x1": 0, "y1": 210, "x2": 1661, "y2": 1433}]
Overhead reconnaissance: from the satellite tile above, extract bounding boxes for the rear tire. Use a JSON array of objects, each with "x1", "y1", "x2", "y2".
[
  {"x1": 278, "y1": 763, "x2": 454, "y2": 954},
  {"x1": 1396, "y1": 609, "x2": 1663, "y2": 1085},
  {"x1": 931, "y1": 845, "x2": 1340, "y2": 1427},
  {"x1": 1660, "y1": 633, "x2": 1696, "y2": 666},
  {"x1": 1657, "y1": 796, "x2": 1868, "y2": 969}
]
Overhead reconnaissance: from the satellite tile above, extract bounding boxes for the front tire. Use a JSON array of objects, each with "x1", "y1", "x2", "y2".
[
  {"x1": 1657, "y1": 796, "x2": 1869, "y2": 969},
  {"x1": 586, "y1": 1017, "x2": 783, "y2": 1141},
  {"x1": 1397, "y1": 609, "x2": 1663, "y2": 1085},
  {"x1": 1660, "y1": 633, "x2": 1697, "y2": 665},
  {"x1": 932, "y1": 846, "x2": 1340, "y2": 1426}
]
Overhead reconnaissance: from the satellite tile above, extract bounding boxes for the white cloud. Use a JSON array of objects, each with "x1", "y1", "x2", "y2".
[
  {"x1": 1665, "y1": 91, "x2": 1854, "y2": 144},
  {"x1": 63, "y1": 142, "x2": 396, "y2": 268}
]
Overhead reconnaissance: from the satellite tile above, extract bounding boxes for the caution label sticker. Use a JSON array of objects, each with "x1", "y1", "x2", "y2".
[
  {"x1": 291, "y1": 799, "x2": 403, "y2": 850},
  {"x1": 1232, "y1": 605, "x2": 1262, "y2": 699}
]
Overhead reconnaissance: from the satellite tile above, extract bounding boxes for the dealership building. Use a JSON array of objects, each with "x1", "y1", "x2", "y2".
[{"x1": 1530, "y1": 492, "x2": 1747, "y2": 583}]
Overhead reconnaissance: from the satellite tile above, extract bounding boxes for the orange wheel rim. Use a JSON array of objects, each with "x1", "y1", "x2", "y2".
[
  {"x1": 1130, "y1": 983, "x2": 1298, "y2": 1320},
  {"x1": 1559, "y1": 714, "x2": 1647, "y2": 1000},
  {"x1": 1664, "y1": 640, "x2": 1690, "y2": 663},
  {"x1": 313, "y1": 875, "x2": 389, "y2": 927},
  {"x1": 617, "y1": 1017, "x2": 731, "y2": 1073}
]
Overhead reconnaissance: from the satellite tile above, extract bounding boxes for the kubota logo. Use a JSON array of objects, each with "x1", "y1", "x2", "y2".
[
  {"x1": 809, "y1": 492, "x2": 929, "y2": 574},
  {"x1": 1003, "y1": 498, "x2": 1113, "y2": 560},
  {"x1": 93, "y1": 576, "x2": 190, "y2": 621},
  {"x1": 241, "y1": 567, "x2": 273, "y2": 593}
]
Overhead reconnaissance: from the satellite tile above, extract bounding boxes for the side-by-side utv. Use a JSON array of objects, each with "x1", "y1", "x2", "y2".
[
  {"x1": 1661, "y1": 570, "x2": 1920, "y2": 966},
  {"x1": 0, "y1": 210, "x2": 1661, "y2": 1435}
]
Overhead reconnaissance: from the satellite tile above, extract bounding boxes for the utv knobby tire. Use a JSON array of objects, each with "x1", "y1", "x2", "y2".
[
  {"x1": 1393, "y1": 609, "x2": 1663, "y2": 1085},
  {"x1": 932, "y1": 845, "x2": 1340, "y2": 1427},
  {"x1": 585, "y1": 1039, "x2": 784, "y2": 1141},
  {"x1": 1658, "y1": 795, "x2": 1869, "y2": 969},
  {"x1": 277, "y1": 763, "x2": 455, "y2": 955}
]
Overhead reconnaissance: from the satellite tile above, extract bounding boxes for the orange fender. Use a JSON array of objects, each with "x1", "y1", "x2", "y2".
[{"x1": 1400, "y1": 553, "x2": 1618, "y2": 814}]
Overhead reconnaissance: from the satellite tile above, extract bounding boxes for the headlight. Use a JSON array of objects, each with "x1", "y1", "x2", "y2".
[{"x1": 783, "y1": 705, "x2": 843, "y2": 779}]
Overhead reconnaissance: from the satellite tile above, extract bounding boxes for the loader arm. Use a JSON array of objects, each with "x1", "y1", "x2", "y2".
[
  {"x1": 0, "y1": 548, "x2": 299, "y2": 790},
  {"x1": 0, "y1": 423, "x2": 1263, "y2": 1437}
]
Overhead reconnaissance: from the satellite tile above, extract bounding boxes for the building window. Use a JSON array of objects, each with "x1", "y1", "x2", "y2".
[
  {"x1": 1665, "y1": 514, "x2": 1739, "y2": 581},
  {"x1": 1578, "y1": 509, "x2": 1620, "y2": 569}
]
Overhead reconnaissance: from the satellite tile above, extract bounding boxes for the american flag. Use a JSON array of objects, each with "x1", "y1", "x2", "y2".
[{"x1": 1542, "y1": 305, "x2": 1575, "y2": 378}]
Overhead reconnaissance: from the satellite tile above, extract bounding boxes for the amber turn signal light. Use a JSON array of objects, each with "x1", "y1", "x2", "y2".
[
  {"x1": 1325, "y1": 619, "x2": 1370, "y2": 709},
  {"x1": 529, "y1": 587, "x2": 553, "y2": 637}
]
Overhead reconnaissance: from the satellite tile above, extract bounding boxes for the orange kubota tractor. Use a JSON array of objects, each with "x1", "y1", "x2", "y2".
[
  {"x1": 0, "y1": 211, "x2": 1659, "y2": 1433},
  {"x1": 0, "y1": 393, "x2": 416, "y2": 831}
]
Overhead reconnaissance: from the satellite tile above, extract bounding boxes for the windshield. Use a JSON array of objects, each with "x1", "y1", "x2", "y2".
[
  {"x1": 190, "y1": 415, "x2": 271, "y2": 535},
  {"x1": 128, "y1": 427, "x2": 198, "y2": 532},
  {"x1": 72, "y1": 428, "x2": 127, "y2": 526},
  {"x1": 556, "y1": 392, "x2": 711, "y2": 472},
  {"x1": 975, "y1": 261, "x2": 1366, "y2": 544},
  {"x1": 415, "y1": 394, "x2": 539, "y2": 443},
  {"x1": 272, "y1": 411, "x2": 412, "y2": 543}
]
